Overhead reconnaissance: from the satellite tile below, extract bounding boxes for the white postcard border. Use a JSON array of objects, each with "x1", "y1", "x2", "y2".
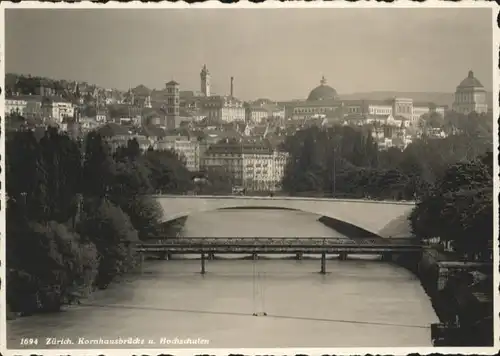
[{"x1": 0, "y1": 1, "x2": 498, "y2": 355}]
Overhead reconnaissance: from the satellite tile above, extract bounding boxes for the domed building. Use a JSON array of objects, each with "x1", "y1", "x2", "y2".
[
  {"x1": 280, "y1": 75, "x2": 446, "y2": 127},
  {"x1": 452, "y1": 70, "x2": 488, "y2": 115},
  {"x1": 307, "y1": 76, "x2": 338, "y2": 101}
]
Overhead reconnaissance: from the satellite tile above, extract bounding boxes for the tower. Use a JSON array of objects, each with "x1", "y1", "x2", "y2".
[
  {"x1": 165, "y1": 80, "x2": 180, "y2": 130},
  {"x1": 230, "y1": 76, "x2": 234, "y2": 98},
  {"x1": 200, "y1": 65, "x2": 211, "y2": 97}
]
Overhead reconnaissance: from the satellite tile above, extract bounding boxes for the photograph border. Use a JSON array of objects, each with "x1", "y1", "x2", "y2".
[{"x1": 0, "y1": 1, "x2": 498, "y2": 355}]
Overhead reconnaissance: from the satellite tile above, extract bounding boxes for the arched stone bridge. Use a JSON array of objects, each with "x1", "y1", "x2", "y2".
[{"x1": 152, "y1": 195, "x2": 416, "y2": 238}]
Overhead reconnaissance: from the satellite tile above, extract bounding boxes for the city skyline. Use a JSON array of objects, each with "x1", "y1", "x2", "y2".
[{"x1": 5, "y1": 7, "x2": 493, "y2": 101}]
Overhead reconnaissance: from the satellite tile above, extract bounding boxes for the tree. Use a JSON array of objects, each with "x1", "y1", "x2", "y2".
[
  {"x1": 78, "y1": 199, "x2": 139, "y2": 288},
  {"x1": 82, "y1": 132, "x2": 116, "y2": 198},
  {"x1": 409, "y1": 152, "x2": 493, "y2": 260},
  {"x1": 7, "y1": 219, "x2": 98, "y2": 314},
  {"x1": 38, "y1": 127, "x2": 82, "y2": 223},
  {"x1": 144, "y1": 149, "x2": 193, "y2": 194},
  {"x1": 200, "y1": 166, "x2": 233, "y2": 195},
  {"x1": 115, "y1": 138, "x2": 142, "y2": 162}
]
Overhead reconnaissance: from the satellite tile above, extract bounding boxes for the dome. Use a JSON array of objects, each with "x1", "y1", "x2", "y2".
[
  {"x1": 457, "y1": 70, "x2": 484, "y2": 89},
  {"x1": 307, "y1": 76, "x2": 338, "y2": 101}
]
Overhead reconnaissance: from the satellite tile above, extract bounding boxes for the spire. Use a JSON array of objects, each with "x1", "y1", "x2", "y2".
[
  {"x1": 320, "y1": 75, "x2": 327, "y2": 86},
  {"x1": 468, "y1": 70, "x2": 474, "y2": 78}
]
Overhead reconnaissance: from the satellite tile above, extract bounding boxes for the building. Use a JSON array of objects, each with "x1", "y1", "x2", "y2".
[
  {"x1": 365, "y1": 114, "x2": 411, "y2": 128},
  {"x1": 5, "y1": 95, "x2": 29, "y2": 116},
  {"x1": 97, "y1": 123, "x2": 152, "y2": 153},
  {"x1": 41, "y1": 96, "x2": 74, "y2": 123},
  {"x1": 165, "y1": 80, "x2": 180, "y2": 130},
  {"x1": 200, "y1": 65, "x2": 211, "y2": 97},
  {"x1": 156, "y1": 135, "x2": 200, "y2": 171},
  {"x1": 283, "y1": 76, "x2": 446, "y2": 126},
  {"x1": 201, "y1": 141, "x2": 289, "y2": 191},
  {"x1": 308, "y1": 76, "x2": 338, "y2": 101},
  {"x1": 452, "y1": 70, "x2": 488, "y2": 115},
  {"x1": 246, "y1": 105, "x2": 268, "y2": 124},
  {"x1": 96, "y1": 110, "x2": 108, "y2": 123},
  {"x1": 35, "y1": 85, "x2": 56, "y2": 97},
  {"x1": 246, "y1": 102, "x2": 286, "y2": 124},
  {"x1": 79, "y1": 116, "x2": 102, "y2": 133},
  {"x1": 5, "y1": 95, "x2": 43, "y2": 118},
  {"x1": 203, "y1": 95, "x2": 245, "y2": 123}
]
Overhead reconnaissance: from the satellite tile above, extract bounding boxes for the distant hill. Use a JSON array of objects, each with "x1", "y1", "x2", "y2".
[{"x1": 339, "y1": 91, "x2": 493, "y2": 109}]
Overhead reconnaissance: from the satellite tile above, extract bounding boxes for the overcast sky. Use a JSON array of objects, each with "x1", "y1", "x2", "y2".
[{"x1": 5, "y1": 8, "x2": 493, "y2": 101}]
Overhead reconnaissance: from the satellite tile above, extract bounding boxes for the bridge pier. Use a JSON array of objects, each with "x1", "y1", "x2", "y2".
[
  {"x1": 159, "y1": 252, "x2": 173, "y2": 260},
  {"x1": 381, "y1": 252, "x2": 393, "y2": 262},
  {"x1": 320, "y1": 252, "x2": 326, "y2": 274},
  {"x1": 138, "y1": 252, "x2": 145, "y2": 272},
  {"x1": 296, "y1": 252, "x2": 303, "y2": 260},
  {"x1": 201, "y1": 253, "x2": 206, "y2": 274},
  {"x1": 339, "y1": 252, "x2": 348, "y2": 261}
]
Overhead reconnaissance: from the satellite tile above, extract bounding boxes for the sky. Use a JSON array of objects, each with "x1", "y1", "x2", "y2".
[{"x1": 5, "y1": 7, "x2": 494, "y2": 101}]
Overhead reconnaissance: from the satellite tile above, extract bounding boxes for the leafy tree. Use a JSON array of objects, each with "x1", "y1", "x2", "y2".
[
  {"x1": 144, "y1": 149, "x2": 193, "y2": 194},
  {"x1": 199, "y1": 166, "x2": 233, "y2": 195},
  {"x1": 7, "y1": 218, "x2": 98, "y2": 314},
  {"x1": 119, "y1": 196, "x2": 163, "y2": 240},
  {"x1": 38, "y1": 127, "x2": 82, "y2": 223},
  {"x1": 78, "y1": 199, "x2": 139, "y2": 288},
  {"x1": 409, "y1": 152, "x2": 493, "y2": 260},
  {"x1": 115, "y1": 138, "x2": 142, "y2": 162},
  {"x1": 82, "y1": 132, "x2": 116, "y2": 198}
]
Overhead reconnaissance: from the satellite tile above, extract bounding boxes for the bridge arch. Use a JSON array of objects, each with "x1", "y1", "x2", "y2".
[{"x1": 154, "y1": 196, "x2": 416, "y2": 237}]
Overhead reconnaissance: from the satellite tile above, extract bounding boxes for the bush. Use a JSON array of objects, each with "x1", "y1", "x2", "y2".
[{"x1": 6, "y1": 221, "x2": 98, "y2": 314}]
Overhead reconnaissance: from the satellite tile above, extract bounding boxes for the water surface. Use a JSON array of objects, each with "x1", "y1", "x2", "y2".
[{"x1": 8, "y1": 209, "x2": 438, "y2": 348}]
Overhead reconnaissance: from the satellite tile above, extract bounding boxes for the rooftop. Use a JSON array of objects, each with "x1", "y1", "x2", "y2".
[
  {"x1": 6, "y1": 94, "x2": 43, "y2": 102},
  {"x1": 97, "y1": 123, "x2": 130, "y2": 137},
  {"x1": 457, "y1": 70, "x2": 485, "y2": 89},
  {"x1": 307, "y1": 76, "x2": 338, "y2": 102}
]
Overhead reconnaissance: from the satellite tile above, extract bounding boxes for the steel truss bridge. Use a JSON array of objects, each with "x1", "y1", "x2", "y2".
[
  {"x1": 136, "y1": 237, "x2": 421, "y2": 254},
  {"x1": 134, "y1": 237, "x2": 422, "y2": 274}
]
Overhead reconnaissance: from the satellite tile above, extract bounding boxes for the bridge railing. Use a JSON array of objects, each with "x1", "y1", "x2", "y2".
[
  {"x1": 151, "y1": 194, "x2": 416, "y2": 205},
  {"x1": 137, "y1": 237, "x2": 420, "y2": 248}
]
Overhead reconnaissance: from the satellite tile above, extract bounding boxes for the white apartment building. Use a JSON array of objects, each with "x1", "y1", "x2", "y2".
[
  {"x1": 42, "y1": 96, "x2": 75, "y2": 123},
  {"x1": 5, "y1": 96, "x2": 29, "y2": 116},
  {"x1": 202, "y1": 142, "x2": 289, "y2": 191},
  {"x1": 5, "y1": 95, "x2": 44, "y2": 117}
]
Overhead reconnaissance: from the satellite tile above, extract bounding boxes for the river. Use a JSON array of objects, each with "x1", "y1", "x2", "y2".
[{"x1": 7, "y1": 209, "x2": 439, "y2": 349}]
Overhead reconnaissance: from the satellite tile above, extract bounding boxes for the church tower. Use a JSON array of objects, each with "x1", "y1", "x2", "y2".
[
  {"x1": 165, "y1": 80, "x2": 180, "y2": 130},
  {"x1": 200, "y1": 64, "x2": 211, "y2": 97}
]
